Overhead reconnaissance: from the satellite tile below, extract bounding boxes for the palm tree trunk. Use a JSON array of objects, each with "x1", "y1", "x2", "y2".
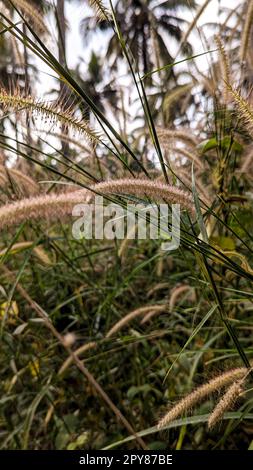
[
  {"x1": 56, "y1": 0, "x2": 69, "y2": 153},
  {"x1": 57, "y1": 0, "x2": 67, "y2": 67}
]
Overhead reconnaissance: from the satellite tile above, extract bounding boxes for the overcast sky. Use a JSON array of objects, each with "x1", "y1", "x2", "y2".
[
  {"x1": 64, "y1": 0, "x2": 241, "y2": 70},
  {"x1": 34, "y1": 0, "x2": 242, "y2": 96},
  {"x1": 4, "y1": 0, "x2": 243, "y2": 166}
]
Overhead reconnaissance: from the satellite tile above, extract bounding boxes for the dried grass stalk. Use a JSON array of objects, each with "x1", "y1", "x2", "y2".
[
  {"x1": 58, "y1": 341, "x2": 97, "y2": 376},
  {"x1": 176, "y1": 0, "x2": 210, "y2": 54}
]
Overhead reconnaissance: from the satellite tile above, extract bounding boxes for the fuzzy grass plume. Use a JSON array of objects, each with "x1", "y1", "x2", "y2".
[
  {"x1": 0, "y1": 89, "x2": 99, "y2": 143},
  {"x1": 88, "y1": 179, "x2": 195, "y2": 215},
  {"x1": 215, "y1": 35, "x2": 230, "y2": 103},
  {"x1": 169, "y1": 285, "x2": 194, "y2": 312},
  {"x1": 0, "y1": 241, "x2": 51, "y2": 265},
  {"x1": 227, "y1": 83, "x2": 253, "y2": 136},
  {"x1": 0, "y1": 165, "x2": 39, "y2": 195},
  {"x1": 58, "y1": 341, "x2": 97, "y2": 376},
  {"x1": 11, "y1": 0, "x2": 49, "y2": 36},
  {"x1": 208, "y1": 379, "x2": 244, "y2": 429},
  {"x1": 156, "y1": 127, "x2": 199, "y2": 148},
  {"x1": 0, "y1": 178, "x2": 194, "y2": 231},
  {"x1": 157, "y1": 366, "x2": 249, "y2": 430},
  {"x1": 0, "y1": 189, "x2": 88, "y2": 230},
  {"x1": 140, "y1": 305, "x2": 168, "y2": 324},
  {"x1": 106, "y1": 305, "x2": 168, "y2": 337}
]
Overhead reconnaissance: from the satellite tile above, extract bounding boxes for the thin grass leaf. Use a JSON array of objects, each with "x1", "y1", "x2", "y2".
[
  {"x1": 164, "y1": 304, "x2": 217, "y2": 381},
  {"x1": 102, "y1": 412, "x2": 253, "y2": 449}
]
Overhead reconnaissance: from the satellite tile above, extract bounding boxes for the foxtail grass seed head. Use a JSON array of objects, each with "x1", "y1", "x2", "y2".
[
  {"x1": 11, "y1": 0, "x2": 49, "y2": 36},
  {"x1": 168, "y1": 147, "x2": 204, "y2": 170},
  {"x1": 0, "y1": 178, "x2": 194, "y2": 231},
  {"x1": 0, "y1": 89, "x2": 100, "y2": 143},
  {"x1": 147, "y1": 282, "x2": 170, "y2": 298},
  {"x1": 156, "y1": 127, "x2": 199, "y2": 148},
  {"x1": 140, "y1": 305, "x2": 168, "y2": 324},
  {"x1": 227, "y1": 84, "x2": 253, "y2": 136},
  {"x1": 0, "y1": 166, "x2": 39, "y2": 195},
  {"x1": 88, "y1": 179, "x2": 195, "y2": 216},
  {"x1": 215, "y1": 35, "x2": 230, "y2": 103},
  {"x1": 58, "y1": 341, "x2": 97, "y2": 376},
  {"x1": 0, "y1": 242, "x2": 51, "y2": 265},
  {"x1": 106, "y1": 305, "x2": 167, "y2": 338},
  {"x1": 175, "y1": 169, "x2": 211, "y2": 206},
  {"x1": 208, "y1": 379, "x2": 244, "y2": 429},
  {"x1": 0, "y1": 190, "x2": 88, "y2": 230},
  {"x1": 169, "y1": 285, "x2": 192, "y2": 312},
  {"x1": 157, "y1": 366, "x2": 248, "y2": 430}
]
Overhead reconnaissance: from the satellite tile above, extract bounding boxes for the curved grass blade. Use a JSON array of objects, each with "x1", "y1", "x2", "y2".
[
  {"x1": 102, "y1": 412, "x2": 253, "y2": 449},
  {"x1": 141, "y1": 49, "x2": 217, "y2": 80}
]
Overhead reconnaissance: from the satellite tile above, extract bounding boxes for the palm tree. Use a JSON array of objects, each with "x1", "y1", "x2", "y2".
[{"x1": 81, "y1": 0, "x2": 196, "y2": 78}]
